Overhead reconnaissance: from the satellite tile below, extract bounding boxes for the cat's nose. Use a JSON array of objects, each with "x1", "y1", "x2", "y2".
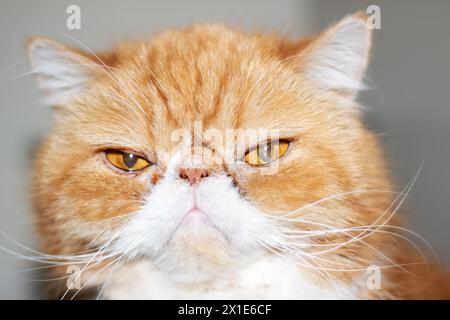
[{"x1": 179, "y1": 167, "x2": 209, "y2": 185}]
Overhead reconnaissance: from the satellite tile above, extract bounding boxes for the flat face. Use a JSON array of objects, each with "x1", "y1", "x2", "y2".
[{"x1": 30, "y1": 21, "x2": 410, "y2": 298}]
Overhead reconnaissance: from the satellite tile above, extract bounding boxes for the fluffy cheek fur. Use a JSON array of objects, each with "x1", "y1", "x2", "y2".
[{"x1": 112, "y1": 172, "x2": 275, "y2": 283}]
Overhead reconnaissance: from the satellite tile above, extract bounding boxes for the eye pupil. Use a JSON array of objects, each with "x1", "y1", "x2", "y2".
[
  {"x1": 258, "y1": 143, "x2": 273, "y2": 162},
  {"x1": 123, "y1": 152, "x2": 138, "y2": 169}
]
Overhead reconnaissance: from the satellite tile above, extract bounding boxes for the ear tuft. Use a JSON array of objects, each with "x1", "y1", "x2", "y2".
[
  {"x1": 296, "y1": 12, "x2": 372, "y2": 93},
  {"x1": 27, "y1": 37, "x2": 97, "y2": 105}
]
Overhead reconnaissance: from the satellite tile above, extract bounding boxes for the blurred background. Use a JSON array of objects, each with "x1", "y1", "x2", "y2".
[{"x1": 0, "y1": 0, "x2": 449, "y2": 298}]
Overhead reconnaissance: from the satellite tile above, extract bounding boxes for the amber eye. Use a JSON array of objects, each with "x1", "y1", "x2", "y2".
[
  {"x1": 105, "y1": 150, "x2": 151, "y2": 172},
  {"x1": 244, "y1": 140, "x2": 290, "y2": 166}
]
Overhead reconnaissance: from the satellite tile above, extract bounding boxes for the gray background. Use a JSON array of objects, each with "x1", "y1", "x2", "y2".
[{"x1": 0, "y1": 0, "x2": 449, "y2": 299}]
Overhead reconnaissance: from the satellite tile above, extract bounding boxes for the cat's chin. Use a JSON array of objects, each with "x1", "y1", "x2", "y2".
[
  {"x1": 158, "y1": 209, "x2": 234, "y2": 282},
  {"x1": 144, "y1": 208, "x2": 239, "y2": 282}
]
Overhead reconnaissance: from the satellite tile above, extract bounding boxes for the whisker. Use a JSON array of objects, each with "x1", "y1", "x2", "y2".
[
  {"x1": 69, "y1": 237, "x2": 141, "y2": 300},
  {"x1": 259, "y1": 164, "x2": 430, "y2": 276},
  {"x1": 60, "y1": 225, "x2": 128, "y2": 299}
]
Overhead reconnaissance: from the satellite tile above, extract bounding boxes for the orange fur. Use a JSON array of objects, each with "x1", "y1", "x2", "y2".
[{"x1": 29, "y1": 14, "x2": 449, "y2": 299}]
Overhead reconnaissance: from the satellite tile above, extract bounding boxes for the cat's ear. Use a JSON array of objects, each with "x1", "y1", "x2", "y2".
[
  {"x1": 27, "y1": 37, "x2": 100, "y2": 105},
  {"x1": 293, "y1": 12, "x2": 372, "y2": 94}
]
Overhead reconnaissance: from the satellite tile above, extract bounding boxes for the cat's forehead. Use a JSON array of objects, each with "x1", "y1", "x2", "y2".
[
  {"x1": 75, "y1": 25, "x2": 319, "y2": 152},
  {"x1": 106, "y1": 26, "x2": 310, "y2": 134}
]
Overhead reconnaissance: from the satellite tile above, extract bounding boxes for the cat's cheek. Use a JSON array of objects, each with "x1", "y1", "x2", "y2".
[{"x1": 109, "y1": 174, "x2": 275, "y2": 282}]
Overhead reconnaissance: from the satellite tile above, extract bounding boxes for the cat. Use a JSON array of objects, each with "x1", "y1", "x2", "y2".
[{"x1": 28, "y1": 11, "x2": 450, "y2": 299}]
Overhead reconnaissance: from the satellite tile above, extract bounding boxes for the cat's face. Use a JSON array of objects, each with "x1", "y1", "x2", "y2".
[{"x1": 30, "y1": 13, "x2": 392, "y2": 284}]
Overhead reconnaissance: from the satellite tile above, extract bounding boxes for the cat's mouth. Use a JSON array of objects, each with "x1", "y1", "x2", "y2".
[
  {"x1": 180, "y1": 207, "x2": 213, "y2": 226},
  {"x1": 173, "y1": 206, "x2": 229, "y2": 242}
]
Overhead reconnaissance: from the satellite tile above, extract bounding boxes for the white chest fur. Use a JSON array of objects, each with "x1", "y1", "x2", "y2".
[{"x1": 101, "y1": 256, "x2": 358, "y2": 299}]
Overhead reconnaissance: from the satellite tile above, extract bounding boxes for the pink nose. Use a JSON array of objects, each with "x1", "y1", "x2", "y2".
[{"x1": 179, "y1": 168, "x2": 209, "y2": 185}]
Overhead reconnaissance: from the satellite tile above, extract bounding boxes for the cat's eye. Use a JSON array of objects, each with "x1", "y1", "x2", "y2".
[
  {"x1": 105, "y1": 150, "x2": 151, "y2": 172},
  {"x1": 244, "y1": 140, "x2": 290, "y2": 166}
]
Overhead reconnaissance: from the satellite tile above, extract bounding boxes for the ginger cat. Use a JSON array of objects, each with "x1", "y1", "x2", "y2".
[{"x1": 28, "y1": 12, "x2": 449, "y2": 299}]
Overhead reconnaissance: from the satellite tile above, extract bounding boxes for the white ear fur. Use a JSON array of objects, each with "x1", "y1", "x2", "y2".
[
  {"x1": 298, "y1": 13, "x2": 372, "y2": 93},
  {"x1": 28, "y1": 38, "x2": 97, "y2": 105}
]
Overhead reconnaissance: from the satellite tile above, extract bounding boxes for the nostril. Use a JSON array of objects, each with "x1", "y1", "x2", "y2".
[
  {"x1": 179, "y1": 171, "x2": 188, "y2": 179},
  {"x1": 179, "y1": 168, "x2": 209, "y2": 185}
]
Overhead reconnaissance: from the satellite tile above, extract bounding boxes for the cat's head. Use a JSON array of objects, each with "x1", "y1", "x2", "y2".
[{"x1": 29, "y1": 12, "x2": 392, "y2": 284}]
